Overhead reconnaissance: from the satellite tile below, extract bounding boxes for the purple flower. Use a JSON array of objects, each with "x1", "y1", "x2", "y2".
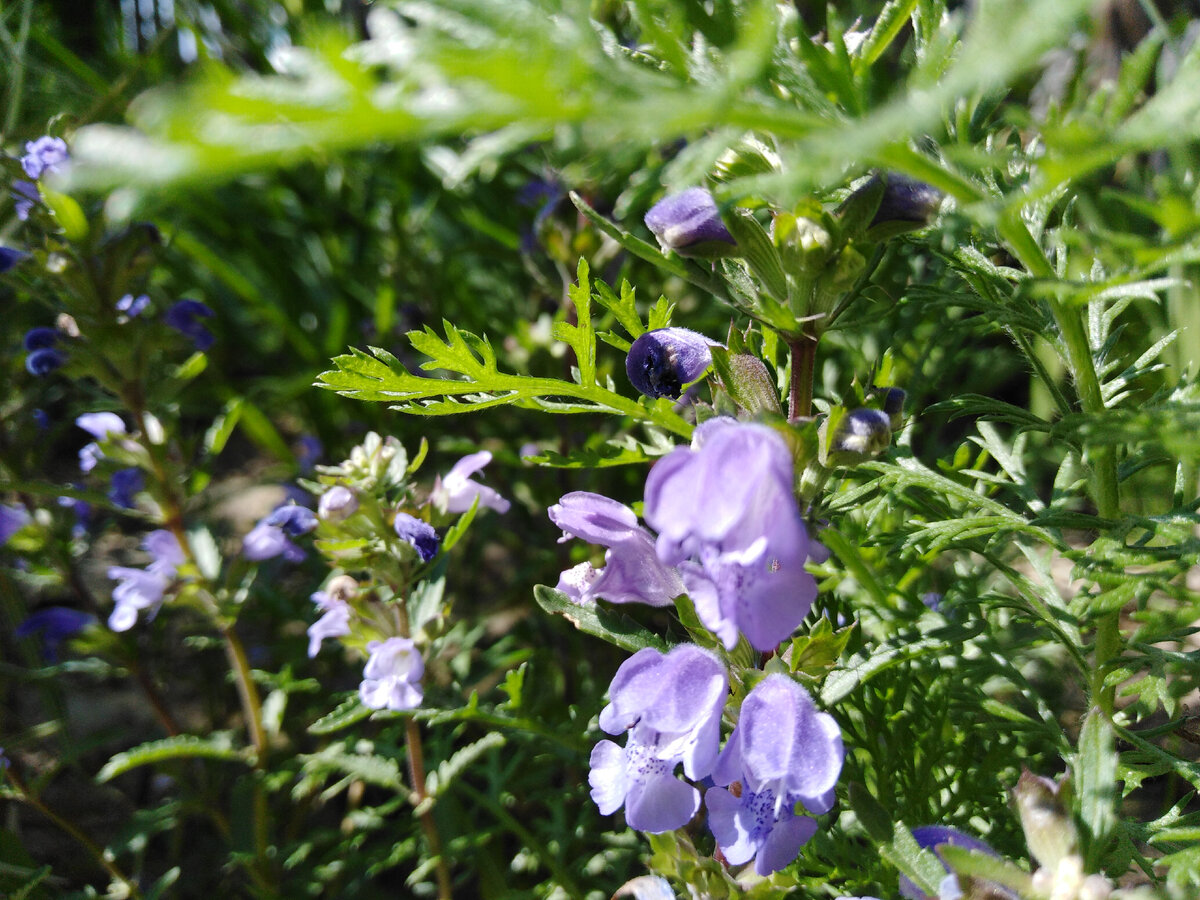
[
  {"x1": 359, "y1": 637, "x2": 424, "y2": 710},
  {"x1": 626, "y1": 328, "x2": 715, "y2": 400},
  {"x1": 644, "y1": 419, "x2": 819, "y2": 651},
  {"x1": 589, "y1": 645, "x2": 727, "y2": 833},
  {"x1": 242, "y1": 504, "x2": 314, "y2": 562},
  {"x1": 12, "y1": 180, "x2": 38, "y2": 220},
  {"x1": 115, "y1": 293, "x2": 150, "y2": 319},
  {"x1": 394, "y1": 512, "x2": 439, "y2": 562},
  {"x1": 164, "y1": 299, "x2": 215, "y2": 351},
  {"x1": 20, "y1": 136, "x2": 69, "y2": 180},
  {"x1": 15, "y1": 607, "x2": 95, "y2": 661},
  {"x1": 831, "y1": 408, "x2": 892, "y2": 457},
  {"x1": 431, "y1": 451, "x2": 510, "y2": 514},
  {"x1": 548, "y1": 492, "x2": 683, "y2": 607},
  {"x1": 707, "y1": 675, "x2": 844, "y2": 875},
  {"x1": 0, "y1": 504, "x2": 31, "y2": 544},
  {"x1": 318, "y1": 485, "x2": 358, "y2": 521},
  {"x1": 307, "y1": 590, "x2": 352, "y2": 658},
  {"x1": 108, "y1": 468, "x2": 144, "y2": 509},
  {"x1": 900, "y1": 827, "x2": 1008, "y2": 900},
  {"x1": 868, "y1": 173, "x2": 943, "y2": 228},
  {"x1": 76, "y1": 413, "x2": 127, "y2": 473},
  {"x1": 23, "y1": 327, "x2": 58, "y2": 351},
  {"x1": 25, "y1": 347, "x2": 66, "y2": 376},
  {"x1": 644, "y1": 188, "x2": 737, "y2": 258},
  {"x1": 295, "y1": 434, "x2": 323, "y2": 472},
  {"x1": 0, "y1": 247, "x2": 28, "y2": 273},
  {"x1": 107, "y1": 529, "x2": 185, "y2": 631}
]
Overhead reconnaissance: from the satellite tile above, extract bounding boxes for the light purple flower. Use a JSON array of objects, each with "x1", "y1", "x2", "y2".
[
  {"x1": 76, "y1": 412, "x2": 127, "y2": 473},
  {"x1": 307, "y1": 590, "x2": 352, "y2": 658},
  {"x1": 359, "y1": 637, "x2": 424, "y2": 710},
  {"x1": 108, "y1": 468, "x2": 143, "y2": 509},
  {"x1": 394, "y1": 512, "x2": 440, "y2": 562},
  {"x1": 16, "y1": 607, "x2": 95, "y2": 661},
  {"x1": 242, "y1": 504, "x2": 315, "y2": 562},
  {"x1": 0, "y1": 504, "x2": 31, "y2": 544},
  {"x1": 644, "y1": 420, "x2": 818, "y2": 651},
  {"x1": 548, "y1": 492, "x2": 683, "y2": 607},
  {"x1": 431, "y1": 450, "x2": 510, "y2": 514},
  {"x1": 265, "y1": 503, "x2": 317, "y2": 536},
  {"x1": 707, "y1": 674, "x2": 843, "y2": 875},
  {"x1": 644, "y1": 187, "x2": 737, "y2": 258},
  {"x1": 21, "y1": 136, "x2": 69, "y2": 180},
  {"x1": 589, "y1": 645, "x2": 727, "y2": 833},
  {"x1": 318, "y1": 485, "x2": 358, "y2": 521},
  {"x1": 116, "y1": 293, "x2": 150, "y2": 319},
  {"x1": 12, "y1": 180, "x2": 38, "y2": 220},
  {"x1": 626, "y1": 328, "x2": 715, "y2": 400},
  {"x1": 107, "y1": 529, "x2": 184, "y2": 631}
]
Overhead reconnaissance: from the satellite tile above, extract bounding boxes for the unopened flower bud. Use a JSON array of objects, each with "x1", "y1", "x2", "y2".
[
  {"x1": 25, "y1": 347, "x2": 67, "y2": 376},
  {"x1": 318, "y1": 485, "x2": 359, "y2": 521},
  {"x1": 832, "y1": 408, "x2": 892, "y2": 457},
  {"x1": 325, "y1": 574, "x2": 359, "y2": 603},
  {"x1": 1013, "y1": 770, "x2": 1077, "y2": 870},
  {"x1": 644, "y1": 188, "x2": 738, "y2": 258},
  {"x1": 394, "y1": 512, "x2": 439, "y2": 562},
  {"x1": 848, "y1": 172, "x2": 943, "y2": 241},
  {"x1": 625, "y1": 327, "x2": 715, "y2": 399}
]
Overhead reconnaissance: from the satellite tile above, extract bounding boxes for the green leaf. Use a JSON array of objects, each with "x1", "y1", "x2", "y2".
[
  {"x1": 937, "y1": 845, "x2": 1034, "y2": 896},
  {"x1": 97, "y1": 733, "x2": 248, "y2": 782},
  {"x1": 1076, "y1": 708, "x2": 1119, "y2": 867},
  {"x1": 421, "y1": 732, "x2": 507, "y2": 812},
  {"x1": 881, "y1": 821, "x2": 948, "y2": 898},
  {"x1": 821, "y1": 634, "x2": 952, "y2": 705},
  {"x1": 534, "y1": 585, "x2": 671, "y2": 653},
  {"x1": 308, "y1": 695, "x2": 373, "y2": 735},
  {"x1": 710, "y1": 348, "x2": 784, "y2": 417},
  {"x1": 724, "y1": 210, "x2": 788, "y2": 301}
]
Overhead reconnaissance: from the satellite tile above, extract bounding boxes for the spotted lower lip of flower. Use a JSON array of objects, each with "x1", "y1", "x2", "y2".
[
  {"x1": 644, "y1": 187, "x2": 738, "y2": 258},
  {"x1": 625, "y1": 328, "x2": 715, "y2": 400}
]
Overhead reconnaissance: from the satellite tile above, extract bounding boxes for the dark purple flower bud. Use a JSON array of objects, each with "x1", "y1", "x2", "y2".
[
  {"x1": 0, "y1": 247, "x2": 28, "y2": 273},
  {"x1": 882, "y1": 387, "x2": 906, "y2": 419},
  {"x1": 15, "y1": 607, "x2": 95, "y2": 661},
  {"x1": 394, "y1": 512, "x2": 439, "y2": 562},
  {"x1": 115, "y1": 293, "x2": 150, "y2": 319},
  {"x1": 164, "y1": 299, "x2": 215, "y2": 351},
  {"x1": 21, "y1": 136, "x2": 69, "y2": 180},
  {"x1": 25, "y1": 347, "x2": 66, "y2": 376},
  {"x1": 265, "y1": 503, "x2": 317, "y2": 537},
  {"x1": 831, "y1": 408, "x2": 892, "y2": 457},
  {"x1": 108, "y1": 468, "x2": 144, "y2": 509},
  {"x1": 900, "y1": 827, "x2": 1010, "y2": 900},
  {"x1": 626, "y1": 328, "x2": 715, "y2": 399},
  {"x1": 32, "y1": 409, "x2": 50, "y2": 430},
  {"x1": 22, "y1": 327, "x2": 58, "y2": 351},
  {"x1": 870, "y1": 174, "x2": 943, "y2": 227},
  {"x1": 644, "y1": 188, "x2": 737, "y2": 258}
]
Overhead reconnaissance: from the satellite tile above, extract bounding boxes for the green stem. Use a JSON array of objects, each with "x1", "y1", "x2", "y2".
[{"x1": 7, "y1": 769, "x2": 142, "y2": 898}]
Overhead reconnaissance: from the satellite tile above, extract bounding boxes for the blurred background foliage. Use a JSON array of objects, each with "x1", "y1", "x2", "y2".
[{"x1": 4, "y1": 0, "x2": 1200, "y2": 897}]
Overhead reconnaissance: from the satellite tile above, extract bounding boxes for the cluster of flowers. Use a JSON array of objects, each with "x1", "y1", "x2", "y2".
[{"x1": 592, "y1": 644, "x2": 843, "y2": 875}]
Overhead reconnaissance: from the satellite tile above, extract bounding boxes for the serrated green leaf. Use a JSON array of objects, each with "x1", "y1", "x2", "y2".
[
  {"x1": 308, "y1": 695, "x2": 373, "y2": 734},
  {"x1": 97, "y1": 733, "x2": 248, "y2": 782},
  {"x1": 534, "y1": 585, "x2": 671, "y2": 653}
]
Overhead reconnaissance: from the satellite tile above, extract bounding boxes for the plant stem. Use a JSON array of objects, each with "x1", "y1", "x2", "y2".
[
  {"x1": 406, "y1": 718, "x2": 453, "y2": 900},
  {"x1": 7, "y1": 768, "x2": 142, "y2": 898},
  {"x1": 788, "y1": 335, "x2": 817, "y2": 420}
]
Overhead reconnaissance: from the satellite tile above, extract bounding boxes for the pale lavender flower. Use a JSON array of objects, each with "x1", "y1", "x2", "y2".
[
  {"x1": 242, "y1": 504, "x2": 314, "y2": 562},
  {"x1": 394, "y1": 512, "x2": 439, "y2": 562},
  {"x1": 318, "y1": 485, "x2": 358, "y2": 521},
  {"x1": 644, "y1": 420, "x2": 818, "y2": 651},
  {"x1": 625, "y1": 328, "x2": 715, "y2": 399},
  {"x1": 20, "y1": 136, "x2": 69, "y2": 179},
  {"x1": 12, "y1": 180, "x2": 38, "y2": 220},
  {"x1": 589, "y1": 645, "x2": 727, "y2": 833},
  {"x1": 107, "y1": 529, "x2": 185, "y2": 631},
  {"x1": 548, "y1": 492, "x2": 683, "y2": 607},
  {"x1": 431, "y1": 451, "x2": 510, "y2": 514},
  {"x1": 115, "y1": 293, "x2": 150, "y2": 319},
  {"x1": 0, "y1": 504, "x2": 31, "y2": 544},
  {"x1": 307, "y1": 590, "x2": 352, "y2": 657},
  {"x1": 359, "y1": 637, "x2": 424, "y2": 710},
  {"x1": 644, "y1": 188, "x2": 737, "y2": 258},
  {"x1": 707, "y1": 674, "x2": 843, "y2": 875},
  {"x1": 76, "y1": 412, "x2": 127, "y2": 473}
]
